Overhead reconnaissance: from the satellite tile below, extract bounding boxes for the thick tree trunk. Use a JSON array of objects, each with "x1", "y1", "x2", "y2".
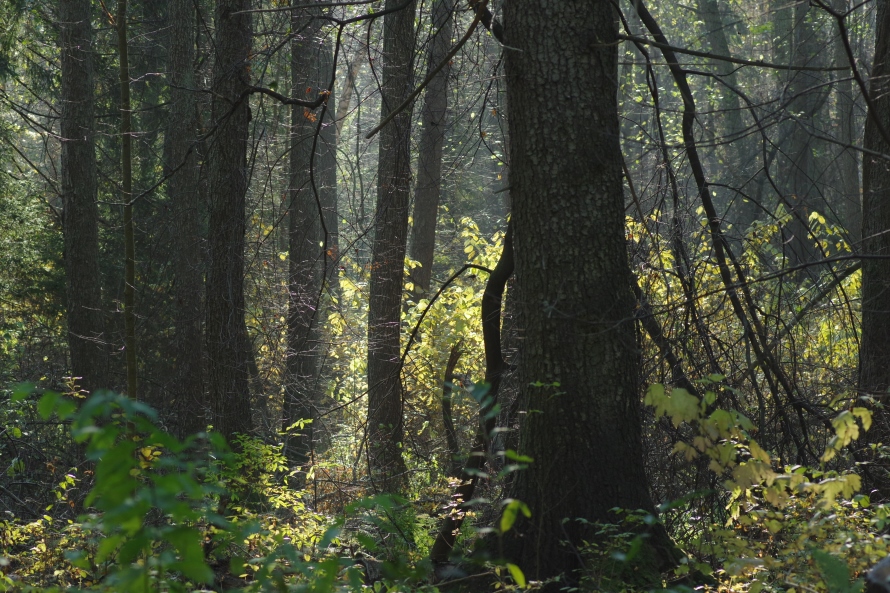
[
  {"x1": 60, "y1": 0, "x2": 108, "y2": 395},
  {"x1": 284, "y1": 4, "x2": 335, "y2": 466},
  {"x1": 205, "y1": 0, "x2": 254, "y2": 441},
  {"x1": 166, "y1": 0, "x2": 205, "y2": 436},
  {"x1": 860, "y1": 0, "x2": 890, "y2": 423},
  {"x1": 501, "y1": 0, "x2": 673, "y2": 583},
  {"x1": 407, "y1": 0, "x2": 454, "y2": 297},
  {"x1": 366, "y1": 0, "x2": 417, "y2": 491}
]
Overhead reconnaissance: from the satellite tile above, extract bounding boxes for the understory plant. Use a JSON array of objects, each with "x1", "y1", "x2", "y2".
[{"x1": 645, "y1": 382, "x2": 890, "y2": 593}]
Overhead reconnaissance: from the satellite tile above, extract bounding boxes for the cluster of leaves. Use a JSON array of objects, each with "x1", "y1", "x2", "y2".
[
  {"x1": 1, "y1": 386, "x2": 354, "y2": 592},
  {"x1": 645, "y1": 382, "x2": 889, "y2": 593}
]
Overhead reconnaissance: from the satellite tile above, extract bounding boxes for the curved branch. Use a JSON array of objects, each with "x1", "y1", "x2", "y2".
[{"x1": 430, "y1": 221, "x2": 513, "y2": 565}]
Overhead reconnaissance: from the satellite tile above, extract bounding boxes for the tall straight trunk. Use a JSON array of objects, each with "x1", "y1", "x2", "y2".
[
  {"x1": 166, "y1": 0, "x2": 204, "y2": 436},
  {"x1": 407, "y1": 0, "x2": 454, "y2": 297},
  {"x1": 833, "y1": 0, "x2": 861, "y2": 241},
  {"x1": 117, "y1": 0, "x2": 137, "y2": 398},
  {"x1": 501, "y1": 0, "x2": 674, "y2": 582},
  {"x1": 205, "y1": 0, "x2": 254, "y2": 441},
  {"x1": 318, "y1": 44, "x2": 339, "y2": 293},
  {"x1": 60, "y1": 0, "x2": 108, "y2": 394},
  {"x1": 366, "y1": 0, "x2": 417, "y2": 491},
  {"x1": 835, "y1": 74, "x2": 861, "y2": 240},
  {"x1": 284, "y1": 4, "x2": 336, "y2": 466},
  {"x1": 860, "y1": 0, "x2": 890, "y2": 402},
  {"x1": 696, "y1": 0, "x2": 757, "y2": 230},
  {"x1": 778, "y1": 2, "x2": 825, "y2": 270}
]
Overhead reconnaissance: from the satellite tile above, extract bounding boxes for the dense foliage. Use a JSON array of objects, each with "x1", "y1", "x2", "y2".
[{"x1": 3, "y1": 0, "x2": 890, "y2": 590}]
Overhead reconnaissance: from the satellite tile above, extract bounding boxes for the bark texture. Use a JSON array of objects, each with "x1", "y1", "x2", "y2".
[
  {"x1": 407, "y1": 0, "x2": 454, "y2": 296},
  {"x1": 60, "y1": 0, "x2": 108, "y2": 394},
  {"x1": 284, "y1": 4, "x2": 336, "y2": 466},
  {"x1": 205, "y1": 0, "x2": 254, "y2": 441},
  {"x1": 166, "y1": 0, "x2": 205, "y2": 436},
  {"x1": 366, "y1": 0, "x2": 417, "y2": 491},
  {"x1": 860, "y1": 0, "x2": 890, "y2": 449},
  {"x1": 117, "y1": 0, "x2": 137, "y2": 398},
  {"x1": 501, "y1": 0, "x2": 668, "y2": 582}
]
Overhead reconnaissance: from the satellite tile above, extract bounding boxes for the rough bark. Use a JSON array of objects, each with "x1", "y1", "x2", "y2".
[
  {"x1": 117, "y1": 0, "x2": 137, "y2": 398},
  {"x1": 366, "y1": 0, "x2": 417, "y2": 492},
  {"x1": 284, "y1": 4, "x2": 335, "y2": 466},
  {"x1": 500, "y1": 0, "x2": 673, "y2": 583},
  {"x1": 407, "y1": 0, "x2": 454, "y2": 297},
  {"x1": 860, "y1": 0, "x2": 890, "y2": 463},
  {"x1": 60, "y1": 0, "x2": 108, "y2": 394},
  {"x1": 205, "y1": 0, "x2": 254, "y2": 441},
  {"x1": 319, "y1": 42, "x2": 339, "y2": 294},
  {"x1": 166, "y1": 0, "x2": 205, "y2": 436}
]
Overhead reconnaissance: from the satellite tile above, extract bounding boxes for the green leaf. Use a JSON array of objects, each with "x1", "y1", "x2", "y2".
[
  {"x1": 506, "y1": 563, "x2": 526, "y2": 588},
  {"x1": 504, "y1": 449, "x2": 534, "y2": 463},
  {"x1": 813, "y1": 550, "x2": 862, "y2": 593},
  {"x1": 500, "y1": 499, "x2": 531, "y2": 533},
  {"x1": 11, "y1": 383, "x2": 34, "y2": 402},
  {"x1": 167, "y1": 525, "x2": 214, "y2": 583},
  {"x1": 37, "y1": 391, "x2": 61, "y2": 420}
]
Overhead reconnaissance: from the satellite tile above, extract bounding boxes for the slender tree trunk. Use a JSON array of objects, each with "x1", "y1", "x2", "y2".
[
  {"x1": 696, "y1": 0, "x2": 757, "y2": 230},
  {"x1": 318, "y1": 41, "x2": 339, "y2": 294},
  {"x1": 500, "y1": 0, "x2": 675, "y2": 583},
  {"x1": 117, "y1": 0, "x2": 137, "y2": 398},
  {"x1": 166, "y1": 0, "x2": 205, "y2": 436},
  {"x1": 60, "y1": 0, "x2": 108, "y2": 394},
  {"x1": 407, "y1": 0, "x2": 454, "y2": 297},
  {"x1": 284, "y1": 4, "x2": 333, "y2": 466},
  {"x1": 833, "y1": 0, "x2": 861, "y2": 242},
  {"x1": 778, "y1": 2, "x2": 826, "y2": 270},
  {"x1": 335, "y1": 46, "x2": 364, "y2": 143},
  {"x1": 366, "y1": 0, "x2": 417, "y2": 491},
  {"x1": 205, "y1": 0, "x2": 254, "y2": 441}
]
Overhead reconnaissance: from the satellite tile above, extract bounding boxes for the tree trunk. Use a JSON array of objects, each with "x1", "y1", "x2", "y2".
[
  {"x1": 860, "y1": 0, "x2": 890, "y2": 418},
  {"x1": 501, "y1": 0, "x2": 674, "y2": 583},
  {"x1": 696, "y1": 0, "x2": 757, "y2": 231},
  {"x1": 407, "y1": 0, "x2": 454, "y2": 297},
  {"x1": 833, "y1": 0, "x2": 861, "y2": 242},
  {"x1": 335, "y1": 46, "x2": 364, "y2": 143},
  {"x1": 777, "y1": 2, "x2": 826, "y2": 271},
  {"x1": 60, "y1": 0, "x2": 108, "y2": 395},
  {"x1": 166, "y1": 0, "x2": 205, "y2": 436},
  {"x1": 205, "y1": 0, "x2": 254, "y2": 441},
  {"x1": 366, "y1": 0, "x2": 417, "y2": 492},
  {"x1": 284, "y1": 4, "x2": 334, "y2": 467},
  {"x1": 117, "y1": 0, "x2": 137, "y2": 399}
]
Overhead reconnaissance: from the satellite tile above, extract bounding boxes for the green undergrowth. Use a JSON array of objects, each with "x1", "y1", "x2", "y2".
[{"x1": 3, "y1": 382, "x2": 890, "y2": 592}]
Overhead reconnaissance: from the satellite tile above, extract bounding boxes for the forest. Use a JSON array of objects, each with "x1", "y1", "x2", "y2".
[{"x1": 3, "y1": 0, "x2": 890, "y2": 590}]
